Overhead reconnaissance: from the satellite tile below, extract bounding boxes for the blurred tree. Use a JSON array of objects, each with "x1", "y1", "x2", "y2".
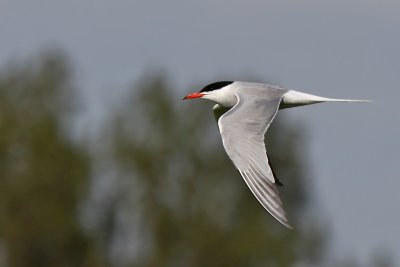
[
  {"x1": 0, "y1": 51, "x2": 393, "y2": 267},
  {"x1": 0, "y1": 52, "x2": 108, "y2": 267},
  {"x1": 104, "y1": 75, "x2": 327, "y2": 267}
]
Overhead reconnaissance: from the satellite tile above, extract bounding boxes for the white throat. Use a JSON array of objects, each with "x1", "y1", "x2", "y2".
[{"x1": 202, "y1": 84, "x2": 237, "y2": 108}]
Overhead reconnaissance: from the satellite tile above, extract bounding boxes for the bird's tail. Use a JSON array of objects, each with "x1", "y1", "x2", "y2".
[{"x1": 280, "y1": 90, "x2": 371, "y2": 109}]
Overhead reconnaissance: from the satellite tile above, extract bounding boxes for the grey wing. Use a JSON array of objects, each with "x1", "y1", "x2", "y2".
[{"x1": 218, "y1": 89, "x2": 292, "y2": 228}]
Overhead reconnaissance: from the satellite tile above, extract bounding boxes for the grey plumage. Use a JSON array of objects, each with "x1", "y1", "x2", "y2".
[{"x1": 183, "y1": 81, "x2": 369, "y2": 229}]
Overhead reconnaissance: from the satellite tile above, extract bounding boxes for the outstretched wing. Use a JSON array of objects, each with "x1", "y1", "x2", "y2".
[{"x1": 217, "y1": 87, "x2": 291, "y2": 228}]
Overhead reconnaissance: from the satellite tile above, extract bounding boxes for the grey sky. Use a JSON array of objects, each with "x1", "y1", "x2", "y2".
[{"x1": 1, "y1": 0, "x2": 399, "y2": 264}]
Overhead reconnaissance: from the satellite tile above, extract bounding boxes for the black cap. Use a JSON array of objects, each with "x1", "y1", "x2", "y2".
[{"x1": 199, "y1": 81, "x2": 234, "y2": 93}]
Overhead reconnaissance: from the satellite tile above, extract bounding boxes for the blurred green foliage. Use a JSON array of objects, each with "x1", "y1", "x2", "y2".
[
  {"x1": 0, "y1": 52, "x2": 393, "y2": 267},
  {"x1": 0, "y1": 52, "x2": 107, "y2": 267}
]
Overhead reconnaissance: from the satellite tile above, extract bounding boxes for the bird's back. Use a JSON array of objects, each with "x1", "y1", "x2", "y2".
[{"x1": 233, "y1": 82, "x2": 289, "y2": 100}]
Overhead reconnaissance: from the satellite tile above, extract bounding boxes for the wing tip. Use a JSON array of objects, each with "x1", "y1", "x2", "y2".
[
  {"x1": 272, "y1": 211, "x2": 293, "y2": 229},
  {"x1": 239, "y1": 169, "x2": 293, "y2": 230},
  {"x1": 279, "y1": 219, "x2": 294, "y2": 230}
]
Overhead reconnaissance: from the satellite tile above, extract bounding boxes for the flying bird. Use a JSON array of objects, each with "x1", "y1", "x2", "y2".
[{"x1": 182, "y1": 81, "x2": 369, "y2": 228}]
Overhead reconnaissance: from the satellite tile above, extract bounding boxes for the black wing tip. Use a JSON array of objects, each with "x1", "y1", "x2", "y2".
[{"x1": 268, "y1": 157, "x2": 283, "y2": 186}]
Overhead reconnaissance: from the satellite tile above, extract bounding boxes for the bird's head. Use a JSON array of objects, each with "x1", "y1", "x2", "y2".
[{"x1": 181, "y1": 81, "x2": 235, "y2": 105}]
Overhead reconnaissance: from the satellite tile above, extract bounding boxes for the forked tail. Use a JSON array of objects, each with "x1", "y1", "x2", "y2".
[{"x1": 280, "y1": 90, "x2": 371, "y2": 109}]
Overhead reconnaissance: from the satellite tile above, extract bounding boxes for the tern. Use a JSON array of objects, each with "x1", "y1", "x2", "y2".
[{"x1": 182, "y1": 81, "x2": 369, "y2": 228}]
